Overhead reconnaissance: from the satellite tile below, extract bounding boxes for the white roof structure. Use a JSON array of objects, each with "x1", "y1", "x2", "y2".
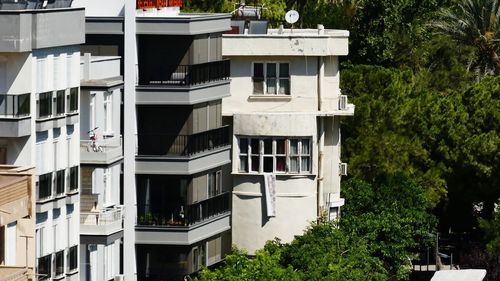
[{"x1": 431, "y1": 270, "x2": 487, "y2": 281}]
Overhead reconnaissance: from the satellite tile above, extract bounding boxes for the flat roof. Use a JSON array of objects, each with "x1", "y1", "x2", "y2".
[{"x1": 225, "y1": 28, "x2": 349, "y2": 38}]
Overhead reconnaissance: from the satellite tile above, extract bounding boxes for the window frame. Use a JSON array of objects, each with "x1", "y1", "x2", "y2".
[
  {"x1": 54, "y1": 249, "x2": 65, "y2": 278},
  {"x1": 252, "y1": 62, "x2": 290, "y2": 96},
  {"x1": 38, "y1": 172, "x2": 53, "y2": 201},
  {"x1": 37, "y1": 92, "x2": 53, "y2": 119},
  {"x1": 67, "y1": 245, "x2": 78, "y2": 273},
  {"x1": 237, "y1": 136, "x2": 312, "y2": 175},
  {"x1": 68, "y1": 88, "x2": 78, "y2": 113},
  {"x1": 55, "y1": 90, "x2": 66, "y2": 116}
]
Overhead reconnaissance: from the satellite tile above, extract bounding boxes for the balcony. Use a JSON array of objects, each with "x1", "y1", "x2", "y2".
[
  {"x1": 0, "y1": 94, "x2": 31, "y2": 137},
  {"x1": 80, "y1": 135, "x2": 123, "y2": 165},
  {"x1": 135, "y1": 12, "x2": 231, "y2": 36},
  {"x1": 80, "y1": 206, "x2": 125, "y2": 236},
  {"x1": 136, "y1": 60, "x2": 231, "y2": 105},
  {"x1": 0, "y1": 7, "x2": 85, "y2": 52},
  {"x1": 136, "y1": 126, "x2": 231, "y2": 174},
  {"x1": 136, "y1": 193, "x2": 230, "y2": 245}
]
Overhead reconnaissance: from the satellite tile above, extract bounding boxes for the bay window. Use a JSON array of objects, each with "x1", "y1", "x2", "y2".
[{"x1": 238, "y1": 137, "x2": 311, "y2": 174}]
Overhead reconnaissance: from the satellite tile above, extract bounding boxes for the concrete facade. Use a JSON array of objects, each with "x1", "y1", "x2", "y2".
[
  {"x1": 223, "y1": 27, "x2": 353, "y2": 254},
  {"x1": 0, "y1": 7, "x2": 84, "y2": 281}
]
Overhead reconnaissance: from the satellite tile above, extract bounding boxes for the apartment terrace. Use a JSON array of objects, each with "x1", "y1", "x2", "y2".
[
  {"x1": 80, "y1": 135, "x2": 123, "y2": 165},
  {"x1": 136, "y1": 60, "x2": 230, "y2": 105},
  {"x1": 80, "y1": 205, "x2": 125, "y2": 236},
  {"x1": 135, "y1": 126, "x2": 231, "y2": 175}
]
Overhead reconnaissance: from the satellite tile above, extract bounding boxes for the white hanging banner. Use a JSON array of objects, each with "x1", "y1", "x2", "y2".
[{"x1": 263, "y1": 173, "x2": 277, "y2": 217}]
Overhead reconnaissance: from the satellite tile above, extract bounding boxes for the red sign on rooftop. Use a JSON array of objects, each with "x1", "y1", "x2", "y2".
[{"x1": 137, "y1": 0, "x2": 183, "y2": 9}]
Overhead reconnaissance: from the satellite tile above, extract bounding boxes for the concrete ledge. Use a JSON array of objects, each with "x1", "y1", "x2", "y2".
[
  {"x1": 36, "y1": 116, "x2": 66, "y2": 131},
  {"x1": 85, "y1": 17, "x2": 124, "y2": 35},
  {"x1": 136, "y1": 13, "x2": 231, "y2": 35},
  {"x1": 135, "y1": 146, "x2": 231, "y2": 175},
  {"x1": 136, "y1": 80, "x2": 230, "y2": 105},
  {"x1": 0, "y1": 117, "x2": 31, "y2": 137}
]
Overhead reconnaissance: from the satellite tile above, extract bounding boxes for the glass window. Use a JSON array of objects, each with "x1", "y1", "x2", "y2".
[
  {"x1": 238, "y1": 137, "x2": 311, "y2": 174},
  {"x1": 69, "y1": 166, "x2": 78, "y2": 192},
  {"x1": 55, "y1": 170, "x2": 65, "y2": 195},
  {"x1": 54, "y1": 250, "x2": 64, "y2": 277},
  {"x1": 38, "y1": 92, "x2": 52, "y2": 118},
  {"x1": 67, "y1": 245, "x2": 78, "y2": 272},
  {"x1": 104, "y1": 92, "x2": 113, "y2": 134},
  {"x1": 252, "y1": 63, "x2": 264, "y2": 94},
  {"x1": 55, "y1": 90, "x2": 65, "y2": 115},
  {"x1": 68, "y1": 88, "x2": 78, "y2": 112},
  {"x1": 252, "y1": 62, "x2": 290, "y2": 95},
  {"x1": 17, "y1": 93, "x2": 30, "y2": 116},
  {"x1": 38, "y1": 173, "x2": 52, "y2": 201},
  {"x1": 38, "y1": 254, "x2": 52, "y2": 280}
]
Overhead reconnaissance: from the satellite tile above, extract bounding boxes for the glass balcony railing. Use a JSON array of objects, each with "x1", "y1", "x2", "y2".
[
  {"x1": 0, "y1": 93, "x2": 30, "y2": 118},
  {"x1": 137, "y1": 126, "x2": 230, "y2": 157},
  {"x1": 139, "y1": 60, "x2": 230, "y2": 87},
  {"x1": 137, "y1": 192, "x2": 230, "y2": 228}
]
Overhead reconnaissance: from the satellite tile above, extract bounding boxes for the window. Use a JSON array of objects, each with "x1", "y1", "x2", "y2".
[
  {"x1": 68, "y1": 88, "x2": 78, "y2": 112},
  {"x1": 252, "y1": 63, "x2": 290, "y2": 95},
  {"x1": 55, "y1": 90, "x2": 65, "y2": 115},
  {"x1": 38, "y1": 254, "x2": 52, "y2": 280},
  {"x1": 208, "y1": 170, "x2": 222, "y2": 197},
  {"x1": 69, "y1": 166, "x2": 78, "y2": 192},
  {"x1": 54, "y1": 250, "x2": 64, "y2": 277},
  {"x1": 37, "y1": 92, "x2": 52, "y2": 118},
  {"x1": 55, "y1": 170, "x2": 65, "y2": 195},
  {"x1": 67, "y1": 245, "x2": 78, "y2": 272},
  {"x1": 238, "y1": 137, "x2": 311, "y2": 174},
  {"x1": 38, "y1": 173, "x2": 52, "y2": 201}
]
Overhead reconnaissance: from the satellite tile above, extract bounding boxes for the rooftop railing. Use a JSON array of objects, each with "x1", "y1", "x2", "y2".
[{"x1": 80, "y1": 206, "x2": 125, "y2": 226}]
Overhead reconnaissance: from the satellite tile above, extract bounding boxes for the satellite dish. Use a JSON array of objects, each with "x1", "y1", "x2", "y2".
[{"x1": 285, "y1": 10, "x2": 299, "y2": 24}]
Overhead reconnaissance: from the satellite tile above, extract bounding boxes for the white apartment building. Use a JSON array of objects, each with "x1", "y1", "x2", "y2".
[
  {"x1": 222, "y1": 25, "x2": 354, "y2": 254},
  {"x1": 72, "y1": 1, "x2": 232, "y2": 280},
  {"x1": 0, "y1": 4, "x2": 85, "y2": 281},
  {"x1": 78, "y1": 54, "x2": 124, "y2": 281}
]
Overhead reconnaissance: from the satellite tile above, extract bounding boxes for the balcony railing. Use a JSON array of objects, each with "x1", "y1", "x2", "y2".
[
  {"x1": 80, "y1": 135, "x2": 123, "y2": 164},
  {"x1": 80, "y1": 206, "x2": 125, "y2": 226},
  {"x1": 0, "y1": 94, "x2": 30, "y2": 118},
  {"x1": 137, "y1": 192, "x2": 230, "y2": 227},
  {"x1": 0, "y1": 266, "x2": 28, "y2": 281},
  {"x1": 137, "y1": 0, "x2": 183, "y2": 9},
  {"x1": 137, "y1": 126, "x2": 230, "y2": 156},
  {"x1": 140, "y1": 60, "x2": 230, "y2": 87}
]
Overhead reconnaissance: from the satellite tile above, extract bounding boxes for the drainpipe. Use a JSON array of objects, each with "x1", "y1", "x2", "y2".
[{"x1": 317, "y1": 55, "x2": 325, "y2": 218}]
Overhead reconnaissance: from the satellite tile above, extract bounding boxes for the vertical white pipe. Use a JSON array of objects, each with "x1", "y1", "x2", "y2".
[{"x1": 317, "y1": 56, "x2": 325, "y2": 217}]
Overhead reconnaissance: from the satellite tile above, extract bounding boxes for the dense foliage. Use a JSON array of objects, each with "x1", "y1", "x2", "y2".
[
  {"x1": 184, "y1": 0, "x2": 500, "y2": 279},
  {"x1": 195, "y1": 175, "x2": 435, "y2": 281}
]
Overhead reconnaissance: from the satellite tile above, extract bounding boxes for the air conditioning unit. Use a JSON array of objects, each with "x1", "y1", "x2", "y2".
[
  {"x1": 114, "y1": 275, "x2": 125, "y2": 281},
  {"x1": 339, "y1": 95, "x2": 348, "y2": 110},
  {"x1": 339, "y1": 163, "x2": 348, "y2": 176}
]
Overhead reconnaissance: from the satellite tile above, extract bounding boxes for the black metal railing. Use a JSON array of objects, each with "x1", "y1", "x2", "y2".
[
  {"x1": 187, "y1": 192, "x2": 230, "y2": 225},
  {"x1": 137, "y1": 126, "x2": 230, "y2": 156},
  {"x1": 142, "y1": 60, "x2": 230, "y2": 86},
  {"x1": 137, "y1": 192, "x2": 230, "y2": 227},
  {"x1": 0, "y1": 93, "x2": 30, "y2": 118}
]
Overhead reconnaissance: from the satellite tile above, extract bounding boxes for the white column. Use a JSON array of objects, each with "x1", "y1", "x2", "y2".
[{"x1": 124, "y1": 0, "x2": 138, "y2": 280}]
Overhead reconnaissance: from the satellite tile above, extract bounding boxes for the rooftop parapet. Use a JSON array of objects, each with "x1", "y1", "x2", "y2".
[
  {"x1": 223, "y1": 25, "x2": 349, "y2": 57},
  {"x1": 0, "y1": 7, "x2": 85, "y2": 52}
]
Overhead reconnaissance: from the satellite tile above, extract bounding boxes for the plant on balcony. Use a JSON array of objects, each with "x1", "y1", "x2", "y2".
[{"x1": 145, "y1": 212, "x2": 153, "y2": 225}]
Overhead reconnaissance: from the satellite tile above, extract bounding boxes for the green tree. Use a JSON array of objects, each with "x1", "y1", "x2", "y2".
[
  {"x1": 432, "y1": 0, "x2": 500, "y2": 76},
  {"x1": 341, "y1": 175, "x2": 436, "y2": 280},
  {"x1": 480, "y1": 200, "x2": 500, "y2": 255}
]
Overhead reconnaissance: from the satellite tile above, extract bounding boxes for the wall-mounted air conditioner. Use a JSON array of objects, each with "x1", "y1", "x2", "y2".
[
  {"x1": 339, "y1": 163, "x2": 347, "y2": 176},
  {"x1": 339, "y1": 95, "x2": 348, "y2": 110}
]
